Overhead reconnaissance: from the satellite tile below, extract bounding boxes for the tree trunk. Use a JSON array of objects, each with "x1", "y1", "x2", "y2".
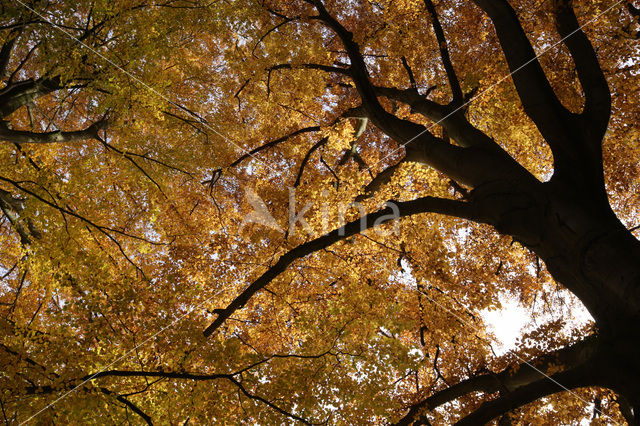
[{"x1": 472, "y1": 175, "x2": 640, "y2": 412}]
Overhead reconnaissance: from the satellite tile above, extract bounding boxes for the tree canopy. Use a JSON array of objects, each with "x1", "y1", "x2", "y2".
[{"x1": 1, "y1": 0, "x2": 640, "y2": 424}]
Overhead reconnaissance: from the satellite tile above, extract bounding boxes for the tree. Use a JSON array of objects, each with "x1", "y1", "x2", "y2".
[{"x1": 1, "y1": 0, "x2": 640, "y2": 424}]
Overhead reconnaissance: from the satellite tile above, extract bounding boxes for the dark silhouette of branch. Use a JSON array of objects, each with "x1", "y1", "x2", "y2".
[
  {"x1": 454, "y1": 366, "x2": 595, "y2": 425},
  {"x1": 204, "y1": 195, "x2": 480, "y2": 337},
  {"x1": 0, "y1": 77, "x2": 63, "y2": 117},
  {"x1": 355, "y1": 158, "x2": 405, "y2": 201},
  {"x1": 400, "y1": 56, "x2": 417, "y2": 89},
  {"x1": 0, "y1": 175, "x2": 165, "y2": 246},
  {"x1": 229, "y1": 126, "x2": 322, "y2": 169},
  {"x1": 100, "y1": 388, "x2": 153, "y2": 425},
  {"x1": 252, "y1": 15, "x2": 300, "y2": 57},
  {"x1": 394, "y1": 336, "x2": 598, "y2": 425},
  {"x1": 294, "y1": 137, "x2": 328, "y2": 187},
  {"x1": 422, "y1": 0, "x2": 463, "y2": 104},
  {"x1": 554, "y1": 0, "x2": 611, "y2": 139}
]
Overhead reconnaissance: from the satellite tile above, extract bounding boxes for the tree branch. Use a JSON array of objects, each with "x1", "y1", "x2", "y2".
[
  {"x1": 0, "y1": 77, "x2": 62, "y2": 118},
  {"x1": 100, "y1": 389, "x2": 153, "y2": 426},
  {"x1": 0, "y1": 119, "x2": 107, "y2": 144},
  {"x1": 422, "y1": 0, "x2": 463, "y2": 104},
  {"x1": 454, "y1": 365, "x2": 596, "y2": 425},
  {"x1": 394, "y1": 335, "x2": 598, "y2": 425},
  {"x1": 293, "y1": 136, "x2": 328, "y2": 187},
  {"x1": 400, "y1": 56, "x2": 418, "y2": 89},
  {"x1": 355, "y1": 158, "x2": 405, "y2": 201},
  {"x1": 228, "y1": 126, "x2": 322, "y2": 169},
  {"x1": 252, "y1": 15, "x2": 300, "y2": 58},
  {"x1": 472, "y1": 0, "x2": 571, "y2": 148},
  {"x1": 305, "y1": 1, "x2": 500, "y2": 186},
  {"x1": 0, "y1": 189, "x2": 31, "y2": 244},
  {"x1": 0, "y1": 175, "x2": 164, "y2": 245},
  {"x1": 0, "y1": 29, "x2": 20, "y2": 77},
  {"x1": 226, "y1": 376, "x2": 312, "y2": 425},
  {"x1": 268, "y1": 62, "x2": 350, "y2": 76},
  {"x1": 203, "y1": 195, "x2": 480, "y2": 337},
  {"x1": 554, "y1": 0, "x2": 611, "y2": 139},
  {"x1": 373, "y1": 86, "x2": 494, "y2": 149}
]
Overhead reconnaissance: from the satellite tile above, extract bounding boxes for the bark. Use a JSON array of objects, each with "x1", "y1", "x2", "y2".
[
  {"x1": 0, "y1": 77, "x2": 62, "y2": 118},
  {"x1": 0, "y1": 119, "x2": 107, "y2": 144}
]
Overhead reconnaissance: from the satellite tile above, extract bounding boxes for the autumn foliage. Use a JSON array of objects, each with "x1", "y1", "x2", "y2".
[{"x1": 1, "y1": 0, "x2": 640, "y2": 424}]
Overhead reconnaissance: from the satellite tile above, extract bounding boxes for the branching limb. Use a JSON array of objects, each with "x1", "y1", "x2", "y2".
[
  {"x1": 252, "y1": 14, "x2": 300, "y2": 57},
  {"x1": 0, "y1": 175, "x2": 164, "y2": 245},
  {"x1": 100, "y1": 388, "x2": 153, "y2": 426},
  {"x1": 203, "y1": 195, "x2": 480, "y2": 337},
  {"x1": 228, "y1": 126, "x2": 322, "y2": 169},
  {"x1": 355, "y1": 158, "x2": 405, "y2": 201},
  {"x1": 373, "y1": 86, "x2": 494, "y2": 149},
  {"x1": 226, "y1": 376, "x2": 312, "y2": 425},
  {"x1": 18, "y1": 348, "x2": 338, "y2": 424},
  {"x1": 473, "y1": 0, "x2": 610, "y2": 193},
  {"x1": 305, "y1": 1, "x2": 502, "y2": 186},
  {"x1": 0, "y1": 77, "x2": 62, "y2": 118}
]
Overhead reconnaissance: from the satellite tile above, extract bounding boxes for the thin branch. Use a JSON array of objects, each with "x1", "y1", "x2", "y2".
[
  {"x1": 206, "y1": 126, "x2": 323, "y2": 182},
  {"x1": 400, "y1": 56, "x2": 417, "y2": 89},
  {"x1": 252, "y1": 16, "x2": 300, "y2": 57},
  {"x1": 203, "y1": 195, "x2": 480, "y2": 337},
  {"x1": 293, "y1": 137, "x2": 328, "y2": 187},
  {"x1": 422, "y1": 0, "x2": 463, "y2": 104},
  {"x1": 226, "y1": 376, "x2": 312, "y2": 425},
  {"x1": 0, "y1": 175, "x2": 165, "y2": 245},
  {"x1": 100, "y1": 389, "x2": 153, "y2": 426}
]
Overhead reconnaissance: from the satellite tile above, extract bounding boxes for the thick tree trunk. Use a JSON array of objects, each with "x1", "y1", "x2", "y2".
[
  {"x1": 473, "y1": 178, "x2": 640, "y2": 328},
  {"x1": 472, "y1": 176, "x2": 640, "y2": 414}
]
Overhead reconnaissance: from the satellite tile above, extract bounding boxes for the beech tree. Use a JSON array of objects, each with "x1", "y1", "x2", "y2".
[{"x1": 2, "y1": 0, "x2": 640, "y2": 424}]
